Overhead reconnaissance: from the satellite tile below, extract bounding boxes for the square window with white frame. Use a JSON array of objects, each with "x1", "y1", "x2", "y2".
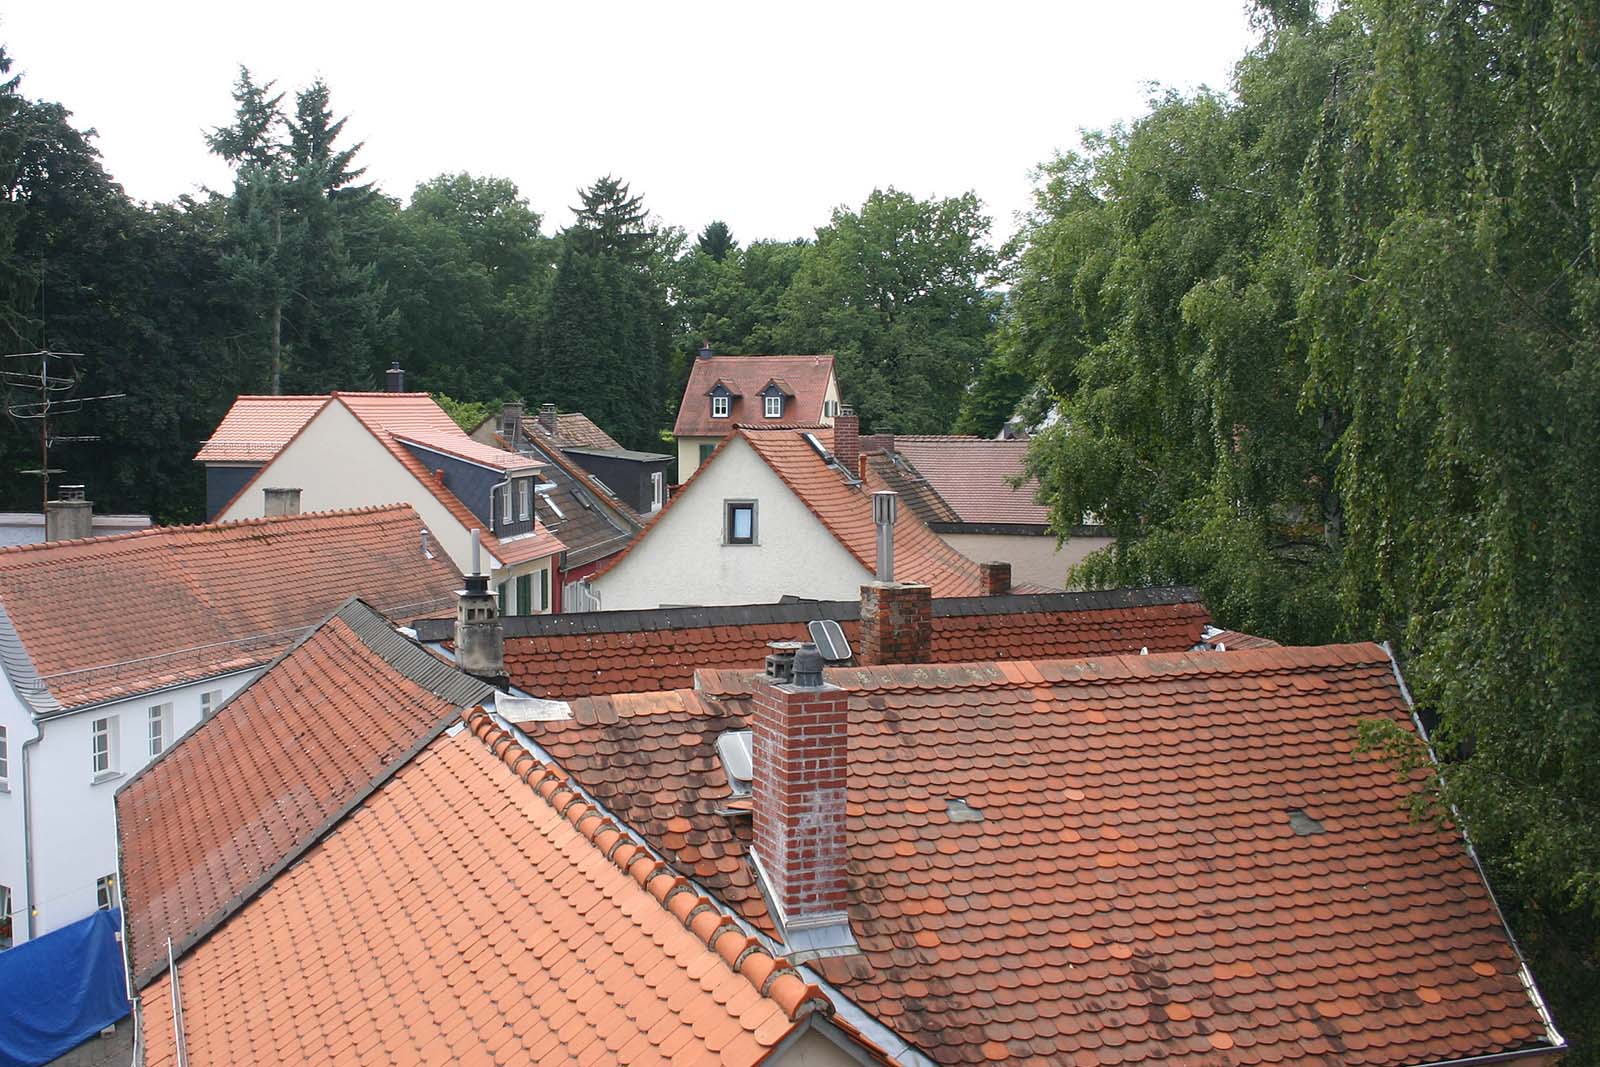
[
  {"x1": 91, "y1": 716, "x2": 117, "y2": 780},
  {"x1": 725, "y1": 501, "x2": 757, "y2": 545},
  {"x1": 95, "y1": 873, "x2": 116, "y2": 911},
  {"x1": 200, "y1": 688, "x2": 224, "y2": 718},
  {"x1": 764, "y1": 394, "x2": 783, "y2": 418},
  {"x1": 147, "y1": 702, "x2": 172, "y2": 757},
  {"x1": 0, "y1": 724, "x2": 8, "y2": 788},
  {"x1": 711, "y1": 394, "x2": 730, "y2": 418}
]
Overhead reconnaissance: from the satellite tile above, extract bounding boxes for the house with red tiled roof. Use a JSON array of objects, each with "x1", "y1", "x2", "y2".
[
  {"x1": 199, "y1": 382, "x2": 565, "y2": 616},
  {"x1": 673, "y1": 350, "x2": 841, "y2": 479},
  {"x1": 861, "y1": 434, "x2": 1113, "y2": 590},
  {"x1": 511, "y1": 634, "x2": 1567, "y2": 1067},
  {"x1": 118, "y1": 598, "x2": 896, "y2": 1067},
  {"x1": 572, "y1": 424, "x2": 1048, "y2": 611},
  {"x1": 0, "y1": 505, "x2": 459, "y2": 947}
]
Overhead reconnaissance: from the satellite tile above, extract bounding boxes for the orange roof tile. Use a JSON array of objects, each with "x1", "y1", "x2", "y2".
[
  {"x1": 457, "y1": 588, "x2": 1209, "y2": 700},
  {"x1": 134, "y1": 704, "x2": 856, "y2": 1065},
  {"x1": 519, "y1": 644, "x2": 1560, "y2": 1066},
  {"x1": 116, "y1": 599, "x2": 493, "y2": 986},
  {"x1": 0, "y1": 505, "x2": 460, "y2": 714},
  {"x1": 1205, "y1": 627, "x2": 1282, "y2": 650},
  {"x1": 674, "y1": 355, "x2": 835, "y2": 437},
  {"x1": 192, "y1": 395, "x2": 328, "y2": 463},
  {"x1": 890, "y1": 437, "x2": 1049, "y2": 525}
]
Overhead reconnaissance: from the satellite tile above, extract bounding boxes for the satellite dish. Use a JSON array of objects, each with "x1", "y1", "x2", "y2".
[{"x1": 808, "y1": 619, "x2": 853, "y2": 663}]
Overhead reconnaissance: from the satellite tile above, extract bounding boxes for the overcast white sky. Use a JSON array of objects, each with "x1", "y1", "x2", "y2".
[{"x1": 3, "y1": 1, "x2": 1259, "y2": 246}]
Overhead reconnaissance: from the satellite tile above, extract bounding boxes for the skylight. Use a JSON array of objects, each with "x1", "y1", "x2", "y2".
[{"x1": 716, "y1": 730, "x2": 753, "y2": 794}]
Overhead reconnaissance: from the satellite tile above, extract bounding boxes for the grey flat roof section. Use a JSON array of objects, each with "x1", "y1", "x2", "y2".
[
  {"x1": 410, "y1": 585, "x2": 1204, "y2": 643},
  {"x1": 562, "y1": 446, "x2": 674, "y2": 463}
]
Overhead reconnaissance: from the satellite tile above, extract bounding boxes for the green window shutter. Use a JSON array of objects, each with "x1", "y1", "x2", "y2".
[
  {"x1": 497, "y1": 582, "x2": 508, "y2": 615},
  {"x1": 516, "y1": 574, "x2": 533, "y2": 617},
  {"x1": 700, "y1": 443, "x2": 715, "y2": 465},
  {"x1": 540, "y1": 569, "x2": 549, "y2": 612}
]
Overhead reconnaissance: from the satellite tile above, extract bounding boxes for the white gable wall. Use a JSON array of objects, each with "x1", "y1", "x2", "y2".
[
  {"x1": 589, "y1": 437, "x2": 869, "y2": 610},
  {"x1": 217, "y1": 401, "x2": 482, "y2": 576}
]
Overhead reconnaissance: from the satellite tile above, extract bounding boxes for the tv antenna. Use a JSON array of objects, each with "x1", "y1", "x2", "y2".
[{"x1": 1, "y1": 349, "x2": 125, "y2": 512}]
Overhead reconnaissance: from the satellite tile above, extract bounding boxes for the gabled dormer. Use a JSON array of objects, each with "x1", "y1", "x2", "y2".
[
  {"x1": 758, "y1": 379, "x2": 794, "y2": 420},
  {"x1": 706, "y1": 379, "x2": 742, "y2": 419}
]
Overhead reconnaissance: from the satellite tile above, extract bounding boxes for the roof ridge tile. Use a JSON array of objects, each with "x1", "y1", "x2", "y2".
[{"x1": 461, "y1": 708, "x2": 832, "y2": 1024}]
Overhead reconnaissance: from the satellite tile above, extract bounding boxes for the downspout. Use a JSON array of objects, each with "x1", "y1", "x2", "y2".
[
  {"x1": 487, "y1": 478, "x2": 509, "y2": 536},
  {"x1": 20, "y1": 718, "x2": 41, "y2": 940}
]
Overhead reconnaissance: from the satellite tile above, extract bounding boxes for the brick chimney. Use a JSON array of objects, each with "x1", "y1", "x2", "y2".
[
  {"x1": 752, "y1": 643, "x2": 850, "y2": 929},
  {"x1": 858, "y1": 582, "x2": 932, "y2": 666},
  {"x1": 538, "y1": 402, "x2": 557, "y2": 435},
  {"x1": 500, "y1": 402, "x2": 523, "y2": 446},
  {"x1": 833, "y1": 406, "x2": 859, "y2": 478},
  {"x1": 262, "y1": 487, "x2": 301, "y2": 517},
  {"x1": 455, "y1": 529, "x2": 507, "y2": 688},
  {"x1": 44, "y1": 485, "x2": 92, "y2": 542},
  {"x1": 697, "y1": 341, "x2": 714, "y2": 360},
  {"x1": 860, "y1": 434, "x2": 895, "y2": 455},
  {"x1": 385, "y1": 361, "x2": 405, "y2": 392},
  {"x1": 979, "y1": 561, "x2": 1012, "y2": 596}
]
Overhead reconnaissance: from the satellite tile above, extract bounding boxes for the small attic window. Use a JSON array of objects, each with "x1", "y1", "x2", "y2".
[
  {"x1": 1287, "y1": 809, "x2": 1325, "y2": 835},
  {"x1": 764, "y1": 394, "x2": 783, "y2": 418},
  {"x1": 717, "y1": 730, "x2": 753, "y2": 794},
  {"x1": 712, "y1": 394, "x2": 730, "y2": 418},
  {"x1": 946, "y1": 798, "x2": 984, "y2": 823}
]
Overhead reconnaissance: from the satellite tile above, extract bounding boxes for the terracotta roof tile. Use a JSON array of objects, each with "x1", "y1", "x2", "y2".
[
  {"x1": 865, "y1": 452, "x2": 963, "y2": 525},
  {"x1": 520, "y1": 644, "x2": 1557, "y2": 1066},
  {"x1": 192, "y1": 395, "x2": 328, "y2": 463},
  {"x1": 115, "y1": 599, "x2": 492, "y2": 986},
  {"x1": 525, "y1": 410, "x2": 624, "y2": 452},
  {"x1": 488, "y1": 591, "x2": 1208, "y2": 700},
  {"x1": 891, "y1": 438, "x2": 1048, "y2": 525},
  {"x1": 0, "y1": 504, "x2": 460, "y2": 713},
  {"x1": 674, "y1": 355, "x2": 835, "y2": 437},
  {"x1": 134, "y1": 702, "x2": 849, "y2": 1066}
]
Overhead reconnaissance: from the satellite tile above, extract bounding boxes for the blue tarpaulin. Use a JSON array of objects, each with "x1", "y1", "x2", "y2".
[{"x1": 0, "y1": 909, "x2": 130, "y2": 1067}]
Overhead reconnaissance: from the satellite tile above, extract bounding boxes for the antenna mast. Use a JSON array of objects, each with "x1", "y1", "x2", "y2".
[{"x1": 1, "y1": 349, "x2": 125, "y2": 511}]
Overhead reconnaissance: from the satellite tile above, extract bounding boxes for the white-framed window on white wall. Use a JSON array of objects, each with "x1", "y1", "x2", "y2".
[
  {"x1": 95, "y1": 873, "x2": 116, "y2": 911},
  {"x1": 91, "y1": 716, "x2": 117, "y2": 780},
  {"x1": 147, "y1": 703, "x2": 172, "y2": 757},
  {"x1": 0, "y1": 724, "x2": 8, "y2": 790},
  {"x1": 651, "y1": 471, "x2": 664, "y2": 512},
  {"x1": 200, "y1": 688, "x2": 224, "y2": 718}
]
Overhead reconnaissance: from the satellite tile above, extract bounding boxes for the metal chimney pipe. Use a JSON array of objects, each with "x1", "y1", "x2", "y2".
[
  {"x1": 470, "y1": 528, "x2": 482, "y2": 576},
  {"x1": 872, "y1": 490, "x2": 898, "y2": 582}
]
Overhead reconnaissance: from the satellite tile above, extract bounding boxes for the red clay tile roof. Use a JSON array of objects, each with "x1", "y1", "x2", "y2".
[
  {"x1": 742, "y1": 428, "x2": 1016, "y2": 597},
  {"x1": 674, "y1": 355, "x2": 835, "y2": 437},
  {"x1": 212, "y1": 393, "x2": 565, "y2": 568},
  {"x1": 135, "y1": 704, "x2": 855, "y2": 1066},
  {"x1": 528, "y1": 410, "x2": 625, "y2": 451},
  {"x1": 889, "y1": 437, "x2": 1049, "y2": 525},
  {"x1": 115, "y1": 598, "x2": 493, "y2": 987},
  {"x1": 460, "y1": 589, "x2": 1210, "y2": 700},
  {"x1": 1205, "y1": 627, "x2": 1282, "y2": 650},
  {"x1": 520, "y1": 644, "x2": 1558, "y2": 1067},
  {"x1": 192, "y1": 395, "x2": 327, "y2": 463},
  {"x1": 865, "y1": 452, "x2": 962, "y2": 525},
  {"x1": 0, "y1": 505, "x2": 460, "y2": 714}
]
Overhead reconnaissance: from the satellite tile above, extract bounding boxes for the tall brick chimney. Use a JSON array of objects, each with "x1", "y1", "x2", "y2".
[
  {"x1": 386, "y1": 361, "x2": 405, "y2": 392},
  {"x1": 500, "y1": 402, "x2": 524, "y2": 447},
  {"x1": 538, "y1": 402, "x2": 557, "y2": 435},
  {"x1": 752, "y1": 644, "x2": 850, "y2": 930},
  {"x1": 858, "y1": 582, "x2": 932, "y2": 666},
  {"x1": 979, "y1": 561, "x2": 1012, "y2": 596},
  {"x1": 833, "y1": 405, "x2": 859, "y2": 478}
]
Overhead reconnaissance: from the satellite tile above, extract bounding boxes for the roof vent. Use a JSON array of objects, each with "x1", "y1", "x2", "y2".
[
  {"x1": 764, "y1": 640, "x2": 803, "y2": 683},
  {"x1": 59, "y1": 484, "x2": 86, "y2": 502},
  {"x1": 872, "y1": 490, "x2": 898, "y2": 582},
  {"x1": 791, "y1": 644, "x2": 825, "y2": 688},
  {"x1": 946, "y1": 798, "x2": 984, "y2": 823}
]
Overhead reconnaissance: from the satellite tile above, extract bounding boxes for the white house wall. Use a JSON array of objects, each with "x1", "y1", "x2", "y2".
[
  {"x1": 217, "y1": 401, "x2": 483, "y2": 577},
  {"x1": 592, "y1": 437, "x2": 870, "y2": 610},
  {"x1": 939, "y1": 531, "x2": 1115, "y2": 591},
  {"x1": 13, "y1": 670, "x2": 257, "y2": 945},
  {"x1": 0, "y1": 677, "x2": 33, "y2": 948}
]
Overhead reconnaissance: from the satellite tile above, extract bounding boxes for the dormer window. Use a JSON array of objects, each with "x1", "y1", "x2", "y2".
[
  {"x1": 764, "y1": 395, "x2": 783, "y2": 418},
  {"x1": 712, "y1": 395, "x2": 730, "y2": 418}
]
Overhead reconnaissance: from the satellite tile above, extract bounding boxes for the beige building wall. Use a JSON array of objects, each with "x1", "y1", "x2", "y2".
[{"x1": 939, "y1": 531, "x2": 1114, "y2": 591}]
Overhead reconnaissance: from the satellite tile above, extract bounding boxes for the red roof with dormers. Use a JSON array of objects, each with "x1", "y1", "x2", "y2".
[
  {"x1": 0, "y1": 505, "x2": 460, "y2": 714},
  {"x1": 515, "y1": 644, "x2": 1560, "y2": 1067},
  {"x1": 674, "y1": 355, "x2": 835, "y2": 437}
]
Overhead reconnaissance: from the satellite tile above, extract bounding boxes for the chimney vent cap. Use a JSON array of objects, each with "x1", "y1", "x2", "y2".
[
  {"x1": 59, "y1": 485, "x2": 87, "y2": 502},
  {"x1": 791, "y1": 644, "x2": 825, "y2": 688}
]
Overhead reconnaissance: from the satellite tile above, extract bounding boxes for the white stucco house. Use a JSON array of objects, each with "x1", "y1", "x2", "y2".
[
  {"x1": 0, "y1": 505, "x2": 458, "y2": 948},
  {"x1": 671, "y1": 351, "x2": 840, "y2": 480},
  {"x1": 573, "y1": 425, "x2": 1045, "y2": 611},
  {"x1": 198, "y1": 385, "x2": 566, "y2": 615}
]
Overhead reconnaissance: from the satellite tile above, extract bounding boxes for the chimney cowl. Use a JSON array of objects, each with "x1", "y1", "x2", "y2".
[
  {"x1": 791, "y1": 644, "x2": 825, "y2": 688},
  {"x1": 455, "y1": 530, "x2": 506, "y2": 686},
  {"x1": 764, "y1": 640, "x2": 803, "y2": 684}
]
